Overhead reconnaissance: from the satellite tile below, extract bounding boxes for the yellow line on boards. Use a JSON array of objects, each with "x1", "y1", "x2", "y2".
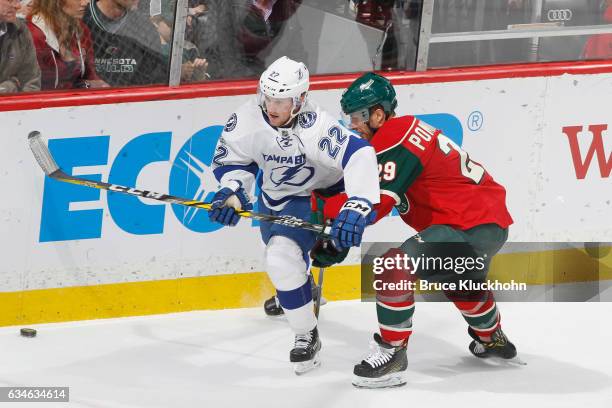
[
  {"x1": 0, "y1": 247, "x2": 609, "y2": 326},
  {"x1": 0, "y1": 266, "x2": 360, "y2": 327}
]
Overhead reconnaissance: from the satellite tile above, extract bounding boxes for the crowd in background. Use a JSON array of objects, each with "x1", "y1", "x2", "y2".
[
  {"x1": 1, "y1": 0, "x2": 611, "y2": 94},
  {"x1": 0, "y1": 0, "x2": 308, "y2": 93}
]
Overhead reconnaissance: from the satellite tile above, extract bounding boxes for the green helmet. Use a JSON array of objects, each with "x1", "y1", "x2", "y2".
[{"x1": 341, "y1": 72, "x2": 397, "y2": 115}]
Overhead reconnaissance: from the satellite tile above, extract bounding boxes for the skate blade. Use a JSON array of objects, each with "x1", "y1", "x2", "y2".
[
  {"x1": 293, "y1": 353, "x2": 321, "y2": 375},
  {"x1": 352, "y1": 372, "x2": 407, "y2": 389}
]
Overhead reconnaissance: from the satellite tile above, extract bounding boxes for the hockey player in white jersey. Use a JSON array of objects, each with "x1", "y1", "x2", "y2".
[{"x1": 208, "y1": 56, "x2": 380, "y2": 374}]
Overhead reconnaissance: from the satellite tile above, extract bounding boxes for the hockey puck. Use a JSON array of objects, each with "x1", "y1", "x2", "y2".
[{"x1": 20, "y1": 328, "x2": 37, "y2": 338}]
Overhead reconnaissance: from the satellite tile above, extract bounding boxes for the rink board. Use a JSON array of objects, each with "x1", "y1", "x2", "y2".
[
  {"x1": 1, "y1": 250, "x2": 611, "y2": 326},
  {"x1": 0, "y1": 65, "x2": 611, "y2": 325}
]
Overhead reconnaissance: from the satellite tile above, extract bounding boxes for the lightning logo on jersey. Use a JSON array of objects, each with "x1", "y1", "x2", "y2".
[{"x1": 270, "y1": 163, "x2": 315, "y2": 187}]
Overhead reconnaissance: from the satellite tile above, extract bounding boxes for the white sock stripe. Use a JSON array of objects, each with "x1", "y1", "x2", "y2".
[
  {"x1": 462, "y1": 302, "x2": 496, "y2": 318},
  {"x1": 379, "y1": 323, "x2": 413, "y2": 333},
  {"x1": 376, "y1": 301, "x2": 415, "y2": 311},
  {"x1": 461, "y1": 300, "x2": 486, "y2": 314},
  {"x1": 468, "y1": 312, "x2": 500, "y2": 332},
  {"x1": 459, "y1": 291, "x2": 491, "y2": 314}
]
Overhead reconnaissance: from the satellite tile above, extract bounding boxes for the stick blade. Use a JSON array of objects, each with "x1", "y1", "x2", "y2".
[{"x1": 28, "y1": 131, "x2": 59, "y2": 175}]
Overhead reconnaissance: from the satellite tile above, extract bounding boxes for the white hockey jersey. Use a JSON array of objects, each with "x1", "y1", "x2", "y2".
[{"x1": 212, "y1": 98, "x2": 380, "y2": 211}]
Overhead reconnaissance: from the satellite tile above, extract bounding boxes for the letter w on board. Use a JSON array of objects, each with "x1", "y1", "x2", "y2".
[{"x1": 562, "y1": 124, "x2": 612, "y2": 179}]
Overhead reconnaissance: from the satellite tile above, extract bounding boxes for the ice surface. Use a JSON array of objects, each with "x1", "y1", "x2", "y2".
[{"x1": 0, "y1": 301, "x2": 611, "y2": 408}]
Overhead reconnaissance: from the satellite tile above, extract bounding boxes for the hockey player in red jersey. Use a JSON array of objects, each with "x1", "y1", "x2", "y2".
[{"x1": 320, "y1": 72, "x2": 519, "y2": 388}]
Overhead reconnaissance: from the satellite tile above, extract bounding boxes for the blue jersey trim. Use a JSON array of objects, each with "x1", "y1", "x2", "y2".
[
  {"x1": 341, "y1": 136, "x2": 370, "y2": 169},
  {"x1": 213, "y1": 163, "x2": 259, "y2": 182},
  {"x1": 261, "y1": 190, "x2": 309, "y2": 207}
]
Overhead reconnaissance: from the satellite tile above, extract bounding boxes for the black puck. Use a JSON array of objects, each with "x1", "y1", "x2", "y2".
[{"x1": 20, "y1": 328, "x2": 37, "y2": 338}]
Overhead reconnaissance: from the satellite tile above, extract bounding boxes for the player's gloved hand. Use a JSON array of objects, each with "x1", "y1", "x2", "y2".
[
  {"x1": 311, "y1": 239, "x2": 349, "y2": 268},
  {"x1": 330, "y1": 197, "x2": 376, "y2": 249},
  {"x1": 208, "y1": 184, "x2": 252, "y2": 227}
]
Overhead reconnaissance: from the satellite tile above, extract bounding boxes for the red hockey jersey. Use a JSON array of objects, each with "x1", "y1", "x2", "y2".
[{"x1": 321, "y1": 116, "x2": 513, "y2": 232}]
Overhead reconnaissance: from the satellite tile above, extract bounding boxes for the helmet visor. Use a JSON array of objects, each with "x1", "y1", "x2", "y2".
[
  {"x1": 341, "y1": 108, "x2": 370, "y2": 130},
  {"x1": 258, "y1": 89, "x2": 295, "y2": 112}
]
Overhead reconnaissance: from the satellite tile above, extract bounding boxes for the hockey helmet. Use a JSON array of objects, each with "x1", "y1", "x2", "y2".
[
  {"x1": 340, "y1": 72, "x2": 397, "y2": 126},
  {"x1": 258, "y1": 56, "x2": 310, "y2": 119}
]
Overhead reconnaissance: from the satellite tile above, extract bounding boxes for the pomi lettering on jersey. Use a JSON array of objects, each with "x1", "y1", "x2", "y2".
[{"x1": 407, "y1": 122, "x2": 436, "y2": 151}]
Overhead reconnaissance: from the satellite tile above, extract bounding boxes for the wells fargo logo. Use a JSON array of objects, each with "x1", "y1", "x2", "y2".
[{"x1": 562, "y1": 124, "x2": 612, "y2": 180}]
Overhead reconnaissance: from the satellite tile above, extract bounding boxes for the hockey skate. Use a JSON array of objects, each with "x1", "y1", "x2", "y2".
[
  {"x1": 468, "y1": 327, "x2": 526, "y2": 366},
  {"x1": 263, "y1": 277, "x2": 326, "y2": 317},
  {"x1": 290, "y1": 327, "x2": 322, "y2": 375},
  {"x1": 352, "y1": 333, "x2": 408, "y2": 389}
]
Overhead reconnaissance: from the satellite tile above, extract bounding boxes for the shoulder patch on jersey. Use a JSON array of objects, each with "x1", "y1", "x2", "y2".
[
  {"x1": 298, "y1": 111, "x2": 317, "y2": 129},
  {"x1": 224, "y1": 113, "x2": 238, "y2": 132},
  {"x1": 397, "y1": 193, "x2": 411, "y2": 215}
]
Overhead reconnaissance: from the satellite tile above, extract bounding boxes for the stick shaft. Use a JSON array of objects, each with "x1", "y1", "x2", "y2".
[{"x1": 314, "y1": 267, "x2": 324, "y2": 318}]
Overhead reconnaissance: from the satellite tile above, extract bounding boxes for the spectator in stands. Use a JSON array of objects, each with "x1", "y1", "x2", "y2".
[
  {"x1": 189, "y1": 0, "x2": 248, "y2": 79},
  {"x1": 27, "y1": 0, "x2": 106, "y2": 90},
  {"x1": 0, "y1": 0, "x2": 40, "y2": 93},
  {"x1": 354, "y1": 0, "x2": 396, "y2": 69},
  {"x1": 353, "y1": 0, "x2": 421, "y2": 70},
  {"x1": 188, "y1": 0, "x2": 206, "y2": 17},
  {"x1": 16, "y1": 0, "x2": 32, "y2": 19},
  {"x1": 235, "y1": 0, "x2": 305, "y2": 76},
  {"x1": 185, "y1": 0, "x2": 206, "y2": 46},
  {"x1": 582, "y1": 0, "x2": 612, "y2": 59},
  {"x1": 83, "y1": 0, "x2": 168, "y2": 87},
  {"x1": 150, "y1": 11, "x2": 209, "y2": 82}
]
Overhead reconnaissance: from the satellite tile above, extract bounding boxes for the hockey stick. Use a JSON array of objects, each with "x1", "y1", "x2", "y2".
[
  {"x1": 313, "y1": 267, "x2": 324, "y2": 318},
  {"x1": 28, "y1": 131, "x2": 331, "y2": 237}
]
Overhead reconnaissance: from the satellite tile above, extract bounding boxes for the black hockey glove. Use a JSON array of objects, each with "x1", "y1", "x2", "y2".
[{"x1": 311, "y1": 239, "x2": 349, "y2": 268}]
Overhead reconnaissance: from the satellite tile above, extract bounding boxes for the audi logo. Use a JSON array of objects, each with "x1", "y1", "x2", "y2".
[{"x1": 547, "y1": 9, "x2": 573, "y2": 21}]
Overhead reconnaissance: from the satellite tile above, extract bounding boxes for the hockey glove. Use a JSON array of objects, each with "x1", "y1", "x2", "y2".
[
  {"x1": 311, "y1": 239, "x2": 349, "y2": 268},
  {"x1": 330, "y1": 197, "x2": 376, "y2": 249},
  {"x1": 208, "y1": 184, "x2": 252, "y2": 227}
]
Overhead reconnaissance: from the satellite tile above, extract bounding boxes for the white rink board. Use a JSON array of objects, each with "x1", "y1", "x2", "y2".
[{"x1": 0, "y1": 73, "x2": 611, "y2": 292}]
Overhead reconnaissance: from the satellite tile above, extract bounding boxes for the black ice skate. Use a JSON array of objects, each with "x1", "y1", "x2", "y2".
[
  {"x1": 263, "y1": 279, "x2": 326, "y2": 317},
  {"x1": 352, "y1": 333, "x2": 408, "y2": 388},
  {"x1": 468, "y1": 327, "x2": 526, "y2": 365},
  {"x1": 290, "y1": 327, "x2": 322, "y2": 375}
]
